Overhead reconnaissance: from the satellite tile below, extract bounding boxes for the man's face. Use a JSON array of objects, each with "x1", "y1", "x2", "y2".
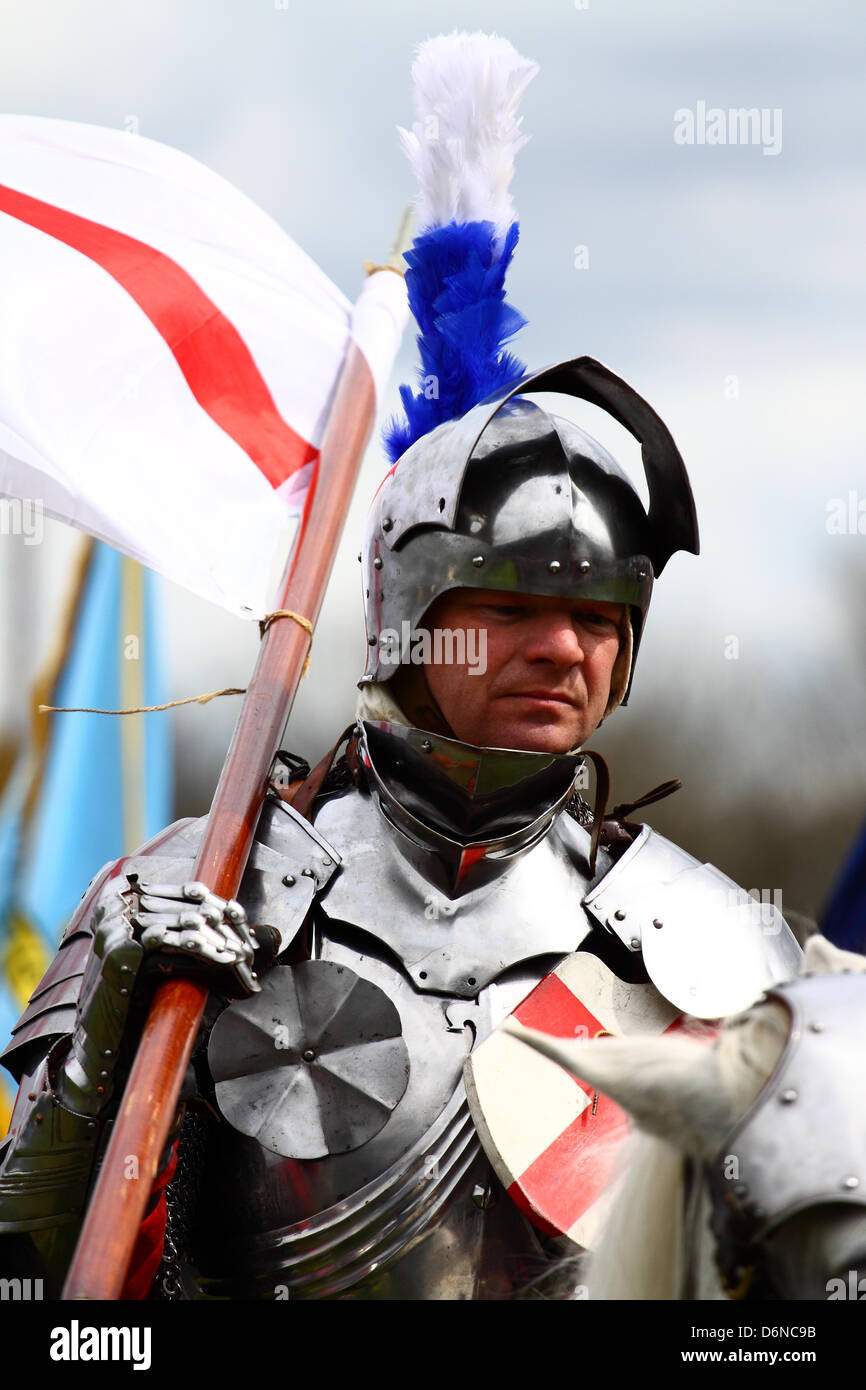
[{"x1": 422, "y1": 588, "x2": 625, "y2": 753}]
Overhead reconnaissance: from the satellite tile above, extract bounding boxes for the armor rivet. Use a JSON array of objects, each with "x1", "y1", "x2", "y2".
[
  {"x1": 373, "y1": 556, "x2": 383, "y2": 570},
  {"x1": 419, "y1": 971, "x2": 428, "y2": 980},
  {"x1": 653, "y1": 918, "x2": 664, "y2": 929},
  {"x1": 322, "y1": 858, "x2": 332, "y2": 868},
  {"x1": 780, "y1": 1088, "x2": 798, "y2": 1104},
  {"x1": 103, "y1": 1050, "x2": 113, "y2": 1058},
  {"x1": 120, "y1": 965, "x2": 132, "y2": 974},
  {"x1": 35, "y1": 1114, "x2": 43, "y2": 1124},
  {"x1": 382, "y1": 518, "x2": 393, "y2": 532},
  {"x1": 99, "y1": 1071, "x2": 109, "y2": 1079},
  {"x1": 96, "y1": 1086, "x2": 105, "y2": 1096},
  {"x1": 421, "y1": 739, "x2": 433, "y2": 753},
  {"x1": 471, "y1": 555, "x2": 485, "y2": 567},
  {"x1": 27, "y1": 1092, "x2": 36, "y2": 1101},
  {"x1": 626, "y1": 937, "x2": 638, "y2": 951},
  {"x1": 87, "y1": 1122, "x2": 96, "y2": 1130},
  {"x1": 302, "y1": 1049, "x2": 316, "y2": 1063},
  {"x1": 468, "y1": 976, "x2": 477, "y2": 987},
  {"x1": 579, "y1": 560, "x2": 591, "y2": 574},
  {"x1": 120, "y1": 987, "x2": 129, "y2": 997},
  {"x1": 368, "y1": 635, "x2": 377, "y2": 646},
  {"x1": 301, "y1": 868, "x2": 314, "y2": 877},
  {"x1": 809, "y1": 1020, "x2": 825, "y2": 1032},
  {"x1": 438, "y1": 497, "x2": 446, "y2": 512},
  {"x1": 842, "y1": 1176, "x2": 860, "y2": 1190},
  {"x1": 548, "y1": 560, "x2": 561, "y2": 574},
  {"x1": 638, "y1": 568, "x2": 648, "y2": 579},
  {"x1": 614, "y1": 909, "x2": 626, "y2": 921},
  {"x1": 282, "y1": 875, "x2": 296, "y2": 887}
]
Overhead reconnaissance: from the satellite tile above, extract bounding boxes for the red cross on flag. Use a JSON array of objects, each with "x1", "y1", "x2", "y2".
[
  {"x1": 465, "y1": 951, "x2": 683, "y2": 1247},
  {"x1": 0, "y1": 116, "x2": 407, "y2": 618}
]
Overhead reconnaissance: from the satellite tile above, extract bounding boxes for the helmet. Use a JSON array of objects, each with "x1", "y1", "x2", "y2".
[{"x1": 360, "y1": 355, "x2": 699, "y2": 705}]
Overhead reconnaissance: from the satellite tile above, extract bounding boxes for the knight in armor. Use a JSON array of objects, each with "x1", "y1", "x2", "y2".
[{"x1": 0, "y1": 35, "x2": 801, "y2": 1300}]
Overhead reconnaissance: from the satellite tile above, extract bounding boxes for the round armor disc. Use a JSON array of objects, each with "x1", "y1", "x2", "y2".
[{"x1": 208, "y1": 960, "x2": 410, "y2": 1159}]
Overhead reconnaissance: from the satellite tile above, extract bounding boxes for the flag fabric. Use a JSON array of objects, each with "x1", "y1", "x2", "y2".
[
  {"x1": 0, "y1": 116, "x2": 408, "y2": 619},
  {"x1": 464, "y1": 951, "x2": 682, "y2": 1248},
  {"x1": 0, "y1": 540, "x2": 172, "y2": 1130}
]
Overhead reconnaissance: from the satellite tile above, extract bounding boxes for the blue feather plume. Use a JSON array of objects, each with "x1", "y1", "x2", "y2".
[{"x1": 383, "y1": 219, "x2": 528, "y2": 464}]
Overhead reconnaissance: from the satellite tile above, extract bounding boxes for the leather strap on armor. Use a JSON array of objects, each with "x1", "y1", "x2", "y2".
[{"x1": 270, "y1": 723, "x2": 358, "y2": 821}]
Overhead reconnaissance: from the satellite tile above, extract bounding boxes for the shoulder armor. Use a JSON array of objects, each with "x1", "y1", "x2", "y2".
[
  {"x1": 241, "y1": 793, "x2": 341, "y2": 948},
  {"x1": 1, "y1": 796, "x2": 339, "y2": 1078},
  {"x1": 583, "y1": 824, "x2": 802, "y2": 1017}
]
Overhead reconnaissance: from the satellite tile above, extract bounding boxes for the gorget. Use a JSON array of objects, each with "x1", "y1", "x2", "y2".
[{"x1": 358, "y1": 718, "x2": 586, "y2": 897}]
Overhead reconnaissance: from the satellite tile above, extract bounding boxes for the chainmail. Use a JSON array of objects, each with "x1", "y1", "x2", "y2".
[
  {"x1": 565, "y1": 790, "x2": 595, "y2": 829},
  {"x1": 150, "y1": 1104, "x2": 211, "y2": 1300}
]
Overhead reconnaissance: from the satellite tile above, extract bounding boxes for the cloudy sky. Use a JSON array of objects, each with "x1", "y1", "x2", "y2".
[{"x1": 1, "y1": 0, "x2": 864, "y2": 906}]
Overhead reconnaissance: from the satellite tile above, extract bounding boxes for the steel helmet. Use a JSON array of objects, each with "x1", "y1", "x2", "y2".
[{"x1": 360, "y1": 355, "x2": 699, "y2": 705}]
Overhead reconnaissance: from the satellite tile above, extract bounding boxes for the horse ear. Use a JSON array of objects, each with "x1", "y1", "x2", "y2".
[
  {"x1": 802, "y1": 933, "x2": 866, "y2": 976},
  {"x1": 503, "y1": 1021, "x2": 740, "y2": 1158}
]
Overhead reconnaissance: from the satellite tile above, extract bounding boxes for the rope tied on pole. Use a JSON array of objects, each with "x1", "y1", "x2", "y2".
[{"x1": 39, "y1": 608, "x2": 317, "y2": 715}]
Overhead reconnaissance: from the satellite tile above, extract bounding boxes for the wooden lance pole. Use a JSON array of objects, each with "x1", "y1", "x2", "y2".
[{"x1": 62, "y1": 312, "x2": 386, "y2": 1298}]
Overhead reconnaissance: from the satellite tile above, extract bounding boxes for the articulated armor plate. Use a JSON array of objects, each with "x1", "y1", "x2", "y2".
[
  {"x1": 0, "y1": 742, "x2": 801, "y2": 1298},
  {"x1": 707, "y1": 972, "x2": 866, "y2": 1251},
  {"x1": 190, "y1": 759, "x2": 799, "y2": 1297},
  {"x1": 584, "y1": 823, "x2": 802, "y2": 1018}
]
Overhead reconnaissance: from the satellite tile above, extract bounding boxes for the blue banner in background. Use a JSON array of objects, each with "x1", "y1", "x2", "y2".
[
  {"x1": 0, "y1": 542, "x2": 172, "y2": 1129},
  {"x1": 821, "y1": 813, "x2": 866, "y2": 955}
]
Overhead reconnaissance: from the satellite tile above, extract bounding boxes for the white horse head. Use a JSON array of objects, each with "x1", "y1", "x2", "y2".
[{"x1": 506, "y1": 936, "x2": 866, "y2": 1300}]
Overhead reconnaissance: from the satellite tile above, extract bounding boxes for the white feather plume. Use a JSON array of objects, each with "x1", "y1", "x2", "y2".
[{"x1": 397, "y1": 31, "x2": 539, "y2": 238}]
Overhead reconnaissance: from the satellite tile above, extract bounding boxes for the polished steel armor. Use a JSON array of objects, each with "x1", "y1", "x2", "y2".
[
  {"x1": 361, "y1": 356, "x2": 700, "y2": 700},
  {"x1": 0, "y1": 759, "x2": 802, "y2": 1298},
  {"x1": 706, "y1": 972, "x2": 866, "y2": 1246}
]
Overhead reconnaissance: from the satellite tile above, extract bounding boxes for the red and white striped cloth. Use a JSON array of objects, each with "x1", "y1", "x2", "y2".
[
  {"x1": 0, "y1": 116, "x2": 407, "y2": 617},
  {"x1": 465, "y1": 951, "x2": 683, "y2": 1248}
]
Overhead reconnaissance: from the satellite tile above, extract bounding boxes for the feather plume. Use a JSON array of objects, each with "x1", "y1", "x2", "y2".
[
  {"x1": 398, "y1": 31, "x2": 538, "y2": 237},
  {"x1": 383, "y1": 33, "x2": 537, "y2": 464}
]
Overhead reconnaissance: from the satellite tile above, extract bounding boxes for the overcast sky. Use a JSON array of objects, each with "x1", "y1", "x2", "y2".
[{"x1": 1, "y1": 0, "x2": 864, "y2": 833}]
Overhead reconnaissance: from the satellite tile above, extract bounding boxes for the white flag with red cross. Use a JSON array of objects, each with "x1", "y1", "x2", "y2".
[
  {"x1": 465, "y1": 951, "x2": 686, "y2": 1248},
  {"x1": 0, "y1": 115, "x2": 407, "y2": 618}
]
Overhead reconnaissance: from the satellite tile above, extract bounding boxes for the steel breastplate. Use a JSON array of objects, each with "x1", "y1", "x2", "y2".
[
  {"x1": 311, "y1": 782, "x2": 599, "y2": 996},
  {"x1": 194, "y1": 934, "x2": 562, "y2": 1298},
  {"x1": 193, "y1": 1083, "x2": 553, "y2": 1300},
  {"x1": 192, "y1": 779, "x2": 799, "y2": 1298},
  {"x1": 194, "y1": 783, "x2": 598, "y2": 1298}
]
